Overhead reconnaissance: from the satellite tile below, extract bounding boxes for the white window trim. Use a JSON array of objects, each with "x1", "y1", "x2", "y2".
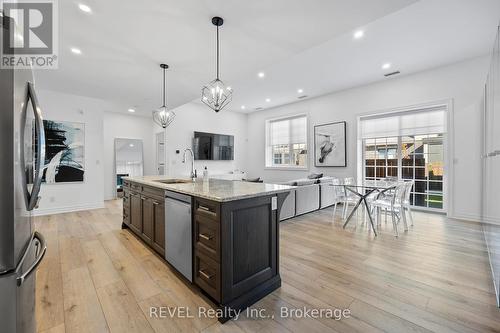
[
  {"x1": 356, "y1": 99, "x2": 454, "y2": 216},
  {"x1": 265, "y1": 113, "x2": 309, "y2": 170}
]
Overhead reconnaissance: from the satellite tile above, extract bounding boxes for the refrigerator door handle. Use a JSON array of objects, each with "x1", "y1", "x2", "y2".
[
  {"x1": 20, "y1": 82, "x2": 46, "y2": 211},
  {"x1": 15, "y1": 231, "x2": 46, "y2": 286}
]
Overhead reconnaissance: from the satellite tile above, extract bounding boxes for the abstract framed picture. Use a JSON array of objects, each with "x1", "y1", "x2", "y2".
[
  {"x1": 314, "y1": 121, "x2": 346, "y2": 167},
  {"x1": 42, "y1": 120, "x2": 85, "y2": 183}
]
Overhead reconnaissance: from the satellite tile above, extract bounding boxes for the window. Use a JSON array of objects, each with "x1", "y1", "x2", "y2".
[
  {"x1": 266, "y1": 115, "x2": 308, "y2": 168},
  {"x1": 363, "y1": 134, "x2": 444, "y2": 209},
  {"x1": 359, "y1": 106, "x2": 446, "y2": 211}
]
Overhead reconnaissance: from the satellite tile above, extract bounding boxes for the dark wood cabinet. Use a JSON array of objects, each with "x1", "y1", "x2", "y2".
[
  {"x1": 129, "y1": 192, "x2": 142, "y2": 234},
  {"x1": 122, "y1": 183, "x2": 165, "y2": 257},
  {"x1": 123, "y1": 189, "x2": 130, "y2": 226},
  {"x1": 141, "y1": 196, "x2": 154, "y2": 243},
  {"x1": 152, "y1": 198, "x2": 165, "y2": 256},
  {"x1": 193, "y1": 193, "x2": 286, "y2": 320}
]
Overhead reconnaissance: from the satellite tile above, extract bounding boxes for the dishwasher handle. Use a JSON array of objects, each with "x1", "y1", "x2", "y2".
[{"x1": 165, "y1": 191, "x2": 192, "y2": 204}]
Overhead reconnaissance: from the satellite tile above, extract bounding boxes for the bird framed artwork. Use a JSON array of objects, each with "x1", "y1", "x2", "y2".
[{"x1": 314, "y1": 121, "x2": 346, "y2": 167}]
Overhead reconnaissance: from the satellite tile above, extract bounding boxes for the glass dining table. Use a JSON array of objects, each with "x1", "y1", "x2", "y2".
[{"x1": 330, "y1": 181, "x2": 398, "y2": 236}]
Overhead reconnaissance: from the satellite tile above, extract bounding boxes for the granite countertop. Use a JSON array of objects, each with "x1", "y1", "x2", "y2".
[{"x1": 123, "y1": 176, "x2": 295, "y2": 202}]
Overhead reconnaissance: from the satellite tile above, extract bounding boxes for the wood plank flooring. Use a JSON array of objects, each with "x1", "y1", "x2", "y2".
[{"x1": 35, "y1": 200, "x2": 500, "y2": 333}]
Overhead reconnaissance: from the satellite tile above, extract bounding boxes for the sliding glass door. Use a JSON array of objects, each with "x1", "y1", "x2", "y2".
[{"x1": 363, "y1": 133, "x2": 445, "y2": 211}]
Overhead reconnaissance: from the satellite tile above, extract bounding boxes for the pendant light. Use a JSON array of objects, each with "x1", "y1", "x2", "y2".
[
  {"x1": 201, "y1": 16, "x2": 233, "y2": 112},
  {"x1": 153, "y1": 64, "x2": 175, "y2": 128}
]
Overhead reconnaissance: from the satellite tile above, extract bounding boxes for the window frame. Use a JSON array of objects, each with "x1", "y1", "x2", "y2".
[{"x1": 265, "y1": 114, "x2": 309, "y2": 170}]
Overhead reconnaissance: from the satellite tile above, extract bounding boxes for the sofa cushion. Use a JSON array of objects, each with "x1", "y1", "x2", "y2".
[
  {"x1": 307, "y1": 173, "x2": 323, "y2": 179},
  {"x1": 294, "y1": 179, "x2": 316, "y2": 186},
  {"x1": 245, "y1": 177, "x2": 262, "y2": 183},
  {"x1": 318, "y1": 176, "x2": 336, "y2": 183}
]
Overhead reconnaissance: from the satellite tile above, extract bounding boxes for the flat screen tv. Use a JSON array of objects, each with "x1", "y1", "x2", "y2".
[{"x1": 193, "y1": 132, "x2": 234, "y2": 160}]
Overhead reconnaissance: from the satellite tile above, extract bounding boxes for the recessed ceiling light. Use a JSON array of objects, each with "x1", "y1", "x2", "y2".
[
  {"x1": 265, "y1": 98, "x2": 271, "y2": 102},
  {"x1": 258, "y1": 72, "x2": 265, "y2": 78},
  {"x1": 353, "y1": 30, "x2": 364, "y2": 39},
  {"x1": 297, "y1": 89, "x2": 304, "y2": 94},
  {"x1": 71, "y1": 47, "x2": 82, "y2": 54},
  {"x1": 129, "y1": 144, "x2": 134, "y2": 147},
  {"x1": 78, "y1": 4, "x2": 92, "y2": 13},
  {"x1": 382, "y1": 63, "x2": 391, "y2": 70},
  {"x1": 241, "y1": 105, "x2": 246, "y2": 110},
  {"x1": 128, "y1": 108, "x2": 135, "y2": 113}
]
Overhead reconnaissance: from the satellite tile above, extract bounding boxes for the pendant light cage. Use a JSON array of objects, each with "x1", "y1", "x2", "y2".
[
  {"x1": 201, "y1": 16, "x2": 233, "y2": 112},
  {"x1": 153, "y1": 64, "x2": 175, "y2": 128}
]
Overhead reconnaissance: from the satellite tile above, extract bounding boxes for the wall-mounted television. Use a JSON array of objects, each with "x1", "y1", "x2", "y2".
[{"x1": 193, "y1": 131, "x2": 234, "y2": 160}]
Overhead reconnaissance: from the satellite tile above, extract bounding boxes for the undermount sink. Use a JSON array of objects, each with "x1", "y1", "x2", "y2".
[{"x1": 154, "y1": 179, "x2": 192, "y2": 184}]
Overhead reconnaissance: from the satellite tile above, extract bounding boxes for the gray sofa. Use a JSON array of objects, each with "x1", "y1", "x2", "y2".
[{"x1": 277, "y1": 176, "x2": 338, "y2": 221}]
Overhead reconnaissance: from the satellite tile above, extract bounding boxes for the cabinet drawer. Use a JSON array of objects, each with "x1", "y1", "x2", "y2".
[
  {"x1": 194, "y1": 198, "x2": 220, "y2": 222},
  {"x1": 195, "y1": 215, "x2": 219, "y2": 261},
  {"x1": 142, "y1": 185, "x2": 165, "y2": 200},
  {"x1": 123, "y1": 180, "x2": 130, "y2": 188},
  {"x1": 194, "y1": 252, "x2": 221, "y2": 302},
  {"x1": 131, "y1": 183, "x2": 142, "y2": 192}
]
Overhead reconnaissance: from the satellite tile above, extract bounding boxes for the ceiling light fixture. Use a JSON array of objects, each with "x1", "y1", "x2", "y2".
[
  {"x1": 201, "y1": 16, "x2": 232, "y2": 112},
  {"x1": 153, "y1": 64, "x2": 175, "y2": 128},
  {"x1": 78, "y1": 4, "x2": 91, "y2": 13},
  {"x1": 265, "y1": 98, "x2": 271, "y2": 102},
  {"x1": 353, "y1": 30, "x2": 364, "y2": 39},
  {"x1": 71, "y1": 47, "x2": 81, "y2": 54},
  {"x1": 128, "y1": 108, "x2": 135, "y2": 113},
  {"x1": 258, "y1": 72, "x2": 265, "y2": 78},
  {"x1": 382, "y1": 63, "x2": 392, "y2": 70},
  {"x1": 297, "y1": 89, "x2": 304, "y2": 94},
  {"x1": 241, "y1": 105, "x2": 246, "y2": 110}
]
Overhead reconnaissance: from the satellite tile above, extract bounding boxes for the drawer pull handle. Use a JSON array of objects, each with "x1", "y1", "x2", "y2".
[
  {"x1": 198, "y1": 205, "x2": 212, "y2": 212},
  {"x1": 199, "y1": 270, "x2": 213, "y2": 280},
  {"x1": 199, "y1": 233, "x2": 212, "y2": 241}
]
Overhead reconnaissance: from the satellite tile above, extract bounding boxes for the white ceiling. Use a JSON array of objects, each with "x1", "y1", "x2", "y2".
[{"x1": 34, "y1": 0, "x2": 500, "y2": 115}]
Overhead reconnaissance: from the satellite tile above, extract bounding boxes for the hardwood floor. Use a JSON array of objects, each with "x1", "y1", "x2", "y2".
[{"x1": 35, "y1": 200, "x2": 500, "y2": 333}]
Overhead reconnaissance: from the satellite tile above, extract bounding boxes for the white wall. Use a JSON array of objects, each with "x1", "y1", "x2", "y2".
[
  {"x1": 163, "y1": 102, "x2": 248, "y2": 178},
  {"x1": 246, "y1": 56, "x2": 490, "y2": 221},
  {"x1": 35, "y1": 90, "x2": 106, "y2": 215},
  {"x1": 103, "y1": 112, "x2": 155, "y2": 200}
]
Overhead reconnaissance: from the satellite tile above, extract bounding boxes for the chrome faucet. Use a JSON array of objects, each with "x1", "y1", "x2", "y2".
[{"x1": 182, "y1": 148, "x2": 196, "y2": 181}]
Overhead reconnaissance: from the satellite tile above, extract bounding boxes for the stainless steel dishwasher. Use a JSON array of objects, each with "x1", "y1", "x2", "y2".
[{"x1": 165, "y1": 191, "x2": 193, "y2": 282}]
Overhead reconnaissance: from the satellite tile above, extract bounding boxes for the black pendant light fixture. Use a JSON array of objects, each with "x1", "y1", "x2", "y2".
[
  {"x1": 201, "y1": 16, "x2": 233, "y2": 112},
  {"x1": 153, "y1": 64, "x2": 175, "y2": 128}
]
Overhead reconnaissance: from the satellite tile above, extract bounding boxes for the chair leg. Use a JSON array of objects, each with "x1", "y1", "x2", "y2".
[
  {"x1": 401, "y1": 208, "x2": 408, "y2": 231},
  {"x1": 391, "y1": 210, "x2": 399, "y2": 237},
  {"x1": 407, "y1": 205, "x2": 414, "y2": 226},
  {"x1": 333, "y1": 203, "x2": 338, "y2": 218}
]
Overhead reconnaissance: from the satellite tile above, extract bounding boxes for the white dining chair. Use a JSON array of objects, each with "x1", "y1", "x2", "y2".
[
  {"x1": 402, "y1": 180, "x2": 415, "y2": 226},
  {"x1": 371, "y1": 182, "x2": 407, "y2": 236},
  {"x1": 342, "y1": 177, "x2": 359, "y2": 220}
]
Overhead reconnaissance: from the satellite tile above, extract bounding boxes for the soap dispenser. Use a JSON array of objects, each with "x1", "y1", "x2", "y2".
[{"x1": 203, "y1": 166, "x2": 209, "y2": 181}]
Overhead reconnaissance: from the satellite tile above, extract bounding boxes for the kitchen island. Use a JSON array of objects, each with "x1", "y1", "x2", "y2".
[{"x1": 121, "y1": 176, "x2": 293, "y2": 322}]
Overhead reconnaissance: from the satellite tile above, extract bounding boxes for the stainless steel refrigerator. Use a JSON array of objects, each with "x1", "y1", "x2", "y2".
[{"x1": 0, "y1": 15, "x2": 47, "y2": 333}]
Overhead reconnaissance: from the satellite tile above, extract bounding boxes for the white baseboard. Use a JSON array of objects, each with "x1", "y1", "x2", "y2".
[
  {"x1": 447, "y1": 212, "x2": 482, "y2": 223},
  {"x1": 32, "y1": 202, "x2": 105, "y2": 216}
]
